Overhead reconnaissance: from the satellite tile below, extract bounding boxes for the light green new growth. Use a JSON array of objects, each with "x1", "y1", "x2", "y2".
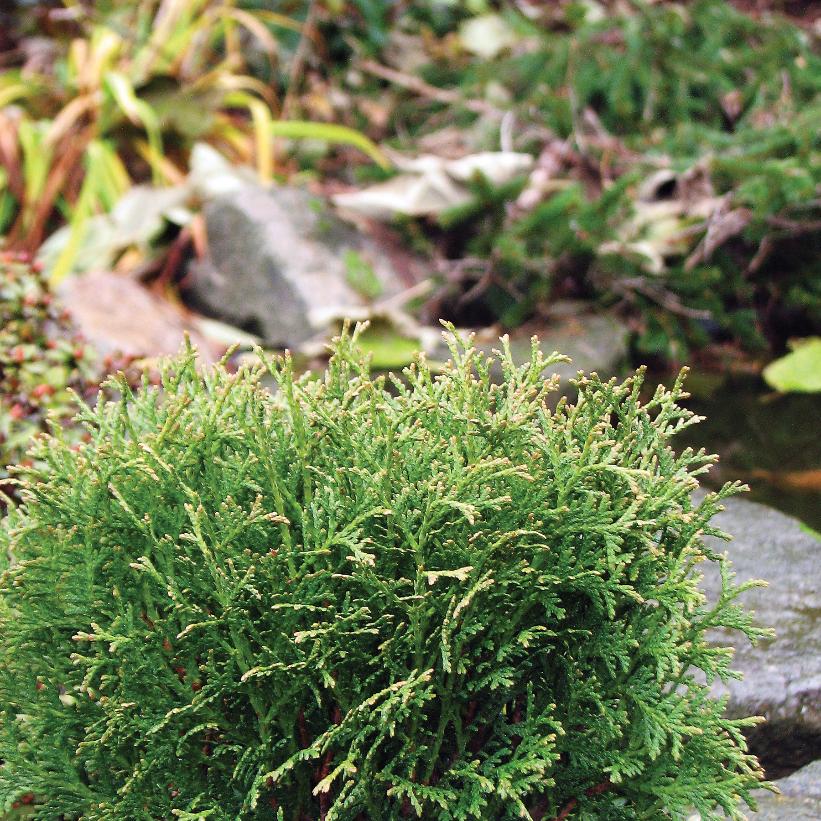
[{"x1": 0, "y1": 325, "x2": 771, "y2": 819}]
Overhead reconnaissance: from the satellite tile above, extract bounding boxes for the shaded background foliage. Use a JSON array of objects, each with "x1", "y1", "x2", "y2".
[{"x1": 0, "y1": 0, "x2": 818, "y2": 358}]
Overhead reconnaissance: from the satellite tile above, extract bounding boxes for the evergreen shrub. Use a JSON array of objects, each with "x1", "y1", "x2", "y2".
[{"x1": 0, "y1": 326, "x2": 771, "y2": 819}]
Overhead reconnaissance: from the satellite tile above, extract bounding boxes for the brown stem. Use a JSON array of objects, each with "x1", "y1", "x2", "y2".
[
  {"x1": 553, "y1": 778, "x2": 613, "y2": 821},
  {"x1": 511, "y1": 694, "x2": 524, "y2": 725},
  {"x1": 281, "y1": 0, "x2": 318, "y2": 120},
  {"x1": 469, "y1": 722, "x2": 491, "y2": 755},
  {"x1": 317, "y1": 748, "x2": 334, "y2": 819},
  {"x1": 613, "y1": 277, "x2": 712, "y2": 320},
  {"x1": 297, "y1": 708, "x2": 310, "y2": 749},
  {"x1": 359, "y1": 59, "x2": 503, "y2": 117},
  {"x1": 316, "y1": 704, "x2": 342, "y2": 819},
  {"x1": 554, "y1": 797, "x2": 578, "y2": 820},
  {"x1": 153, "y1": 226, "x2": 192, "y2": 291}
]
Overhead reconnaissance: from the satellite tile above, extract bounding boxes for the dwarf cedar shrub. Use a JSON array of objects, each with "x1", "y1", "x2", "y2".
[{"x1": 0, "y1": 326, "x2": 770, "y2": 820}]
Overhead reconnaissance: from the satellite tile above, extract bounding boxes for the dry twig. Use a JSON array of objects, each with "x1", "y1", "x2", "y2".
[{"x1": 359, "y1": 59, "x2": 504, "y2": 118}]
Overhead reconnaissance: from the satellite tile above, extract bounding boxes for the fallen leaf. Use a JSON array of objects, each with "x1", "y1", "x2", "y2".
[
  {"x1": 602, "y1": 164, "x2": 725, "y2": 274},
  {"x1": 187, "y1": 142, "x2": 258, "y2": 200},
  {"x1": 749, "y1": 468, "x2": 821, "y2": 493},
  {"x1": 333, "y1": 152, "x2": 533, "y2": 219},
  {"x1": 762, "y1": 337, "x2": 821, "y2": 393},
  {"x1": 37, "y1": 184, "x2": 192, "y2": 278},
  {"x1": 301, "y1": 305, "x2": 445, "y2": 369},
  {"x1": 36, "y1": 143, "x2": 258, "y2": 279},
  {"x1": 685, "y1": 200, "x2": 751, "y2": 270},
  {"x1": 357, "y1": 321, "x2": 423, "y2": 369},
  {"x1": 189, "y1": 315, "x2": 261, "y2": 349},
  {"x1": 459, "y1": 14, "x2": 517, "y2": 60},
  {"x1": 57, "y1": 272, "x2": 218, "y2": 360}
]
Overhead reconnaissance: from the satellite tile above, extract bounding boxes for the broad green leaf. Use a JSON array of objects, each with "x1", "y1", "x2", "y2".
[
  {"x1": 762, "y1": 338, "x2": 821, "y2": 394},
  {"x1": 103, "y1": 72, "x2": 164, "y2": 183},
  {"x1": 356, "y1": 320, "x2": 422, "y2": 369},
  {"x1": 269, "y1": 121, "x2": 391, "y2": 169}
]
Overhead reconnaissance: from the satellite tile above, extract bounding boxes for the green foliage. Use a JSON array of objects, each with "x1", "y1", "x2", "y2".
[
  {"x1": 0, "y1": 325, "x2": 771, "y2": 819},
  {"x1": 762, "y1": 337, "x2": 821, "y2": 393},
  {"x1": 388, "y1": 1, "x2": 821, "y2": 356},
  {"x1": 343, "y1": 250, "x2": 384, "y2": 300},
  {"x1": 513, "y1": 1, "x2": 817, "y2": 136},
  {"x1": 0, "y1": 1, "x2": 386, "y2": 281},
  {"x1": 0, "y1": 2, "x2": 278, "y2": 256}
]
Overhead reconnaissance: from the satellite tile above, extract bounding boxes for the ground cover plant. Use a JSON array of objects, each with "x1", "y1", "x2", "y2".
[
  {"x1": 0, "y1": 253, "x2": 134, "y2": 501},
  {"x1": 335, "y1": 1, "x2": 821, "y2": 358},
  {"x1": 0, "y1": 1, "x2": 384, "y2": 282},
  {"x1": 2, "y1": 1, "x2": 818, "y2": 363},
  {"x1": 0, "y1": 0, "x2": 288, "y2": 274},
  {"x1": 0, "y1": 326, "x2": 771, "y2": 819}
]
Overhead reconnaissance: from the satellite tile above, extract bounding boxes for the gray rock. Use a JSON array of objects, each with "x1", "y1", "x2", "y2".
[
  {"x1": 187, "y1": 185, "x2": 405, "y2": 347},
  {"x1": 695, "y1": 760, "x2": 821, "y2": 819},
  {"x1": 700, "y1": 496, "x2": 821, "y2": 733},
  {"x1": 747, "y1": 760, "x2": 821, "y2": 819}
]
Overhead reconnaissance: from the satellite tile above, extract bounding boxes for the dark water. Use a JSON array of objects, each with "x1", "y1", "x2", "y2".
[{"x1": 650, "y1": 370, "x2": 821, "y2": 532}]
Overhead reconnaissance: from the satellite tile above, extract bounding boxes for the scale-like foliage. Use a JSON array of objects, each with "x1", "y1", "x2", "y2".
[{"x1": 0, "y1": 326, "x2": 771, "y2": 819}]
